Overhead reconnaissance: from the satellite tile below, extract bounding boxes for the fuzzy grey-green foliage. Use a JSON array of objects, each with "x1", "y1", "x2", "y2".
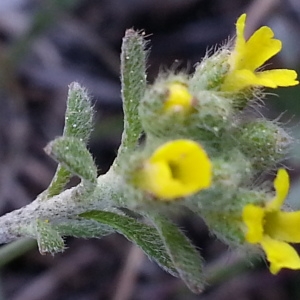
[
  {"x1": 236, "y1": 119, "x2": 292, "y2": 171},
  {"x1": 35, "y1": 219, "x2": 65, "y2": 254},
  {"x1": 53, "y1": 218, "x2": 114, "y2": 239},
  {"x1": 0, "y1": 28, "x2": 296, "y2": 294},
  {"x1": 114, "y1": 29, "x2": 147, "y2": 168},
  {"x1": 149, "y1": 213, "x2": 205, "y2": 293},
  {"x1": 47, "y1": 83, "x2": 94, "y2": 198},
  {"x1": 82, "y1": 210, "x2": 178, "y2": 276},
  {"x1": 46, "y1": 137, "x2": 97, "y2": 190},
  {"x1": 63, "y1": 82, "x2": 94, "y2": 143}
]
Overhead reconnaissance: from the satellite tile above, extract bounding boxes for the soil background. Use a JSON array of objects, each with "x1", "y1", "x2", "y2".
[{"x1": 1, "y1": 1, "x2": 300, "y2": 299}]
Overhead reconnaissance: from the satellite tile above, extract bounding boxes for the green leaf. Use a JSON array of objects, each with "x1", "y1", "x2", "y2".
[
  {"x1": 53, "y1": 218, "x2": 114, "y2": 238},
  {"x1": 45, "y1": 136, "x2": 97, "y2": 191},
  {"x1": 63, "y1": 82, "x2": 94, "y2": 143},
  {"x1": 46, "y1": 82, "x2": 94, "y2": 198},
  {"x1": 35, "y1": 219, "x2": 65, "y2": 254},
  {"x1": 81, "y1": 210, "x2": 178, "y2": 276},
  {"x1": 114, "y1": 29, "x2": 147, "y2": 167},
  {"x1": 149, "y1": 214, "x2": 205, "y2": 293},
  {"x1": 46, "y1": 165, "x2": 72, "y2": 198}
]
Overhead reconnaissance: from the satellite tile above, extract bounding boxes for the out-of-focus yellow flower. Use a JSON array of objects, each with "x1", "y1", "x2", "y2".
[
  {"x1": 222, "y1": 14, "x2": 299, "y2": 92},
  {"x1": 243, "y1": 169, "x2": 300, "y2": 274},
  {"x1": 164, "y1": 83, "x2": 193, "y2": 114},
  {"x1": 135, "y1": 139, "x2": 212, "y2": 200}
]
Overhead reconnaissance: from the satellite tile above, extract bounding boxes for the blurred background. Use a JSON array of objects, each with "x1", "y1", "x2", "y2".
[{"x1": 1, "y1": 0, "x2": 300, "y2": 299}]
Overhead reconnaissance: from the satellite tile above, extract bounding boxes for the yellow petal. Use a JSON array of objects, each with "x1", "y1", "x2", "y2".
[
  {"x1": 265, "y1": 211, "x2": 300, "y2": 243},
  {"x1": 256, "y1": 69, "x2": 299, "y2": 87},
  {"x1": 231, "y1": 14, "x2": 247, "y2": 69},
  {"x1": 139, "y1": 160, "x2": 187, "y2": 199},
  {"x1": 222, "y1": 69, "x2": 263, "y2": 91},
  {"x1": 232, "y1": 14, "x2": 281, "y2": 72},
  {"x1": 150, "y1": 139, "x2": 212, "y2": 188},
  {"x1": 225, "y1": 14, "x2": 299, "y2": 92},
  {"x1": 222, "y1": 68, "x2": 298, "y2": 91},
  {"x1": 239, "y1": 26, "x2": 281, "y2": 71},
  {"x1": 138, "y1": 160, "x2": 171, "y2": 193},
  {"x1": 164, "y1": 83, "x2": 193, "y2": 114},
  {"x1": 267, "y1": 169, "x2": 290, "y2": 211},
  {"x1": 242, "y1": 204, "x2": 264, "y2": 243},
  {"x1": 260, "y1": 236, "x2": 300, "y2": 274},
  {"x1": 139, "y1": 140, "x2": 212, "y2": 200}
]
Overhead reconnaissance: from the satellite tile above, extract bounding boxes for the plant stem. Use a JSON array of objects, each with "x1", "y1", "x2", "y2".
[{"x1": 0, "y1": 239, "x2": 37, "y2": 268}]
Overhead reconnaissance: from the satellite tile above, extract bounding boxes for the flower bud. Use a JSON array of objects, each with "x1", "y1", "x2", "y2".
[
  {"x1": 236, "y1": 120, "x2": 292, "y2": 171},
  {"x1": 212, "y1": 150, "x2": 252, "y2": 190},
  {"x1": 163, "y1": 82, "x2": 193, "y2": 114},
  {"x1": 139, "y1": 74, "x2": 233, "y2": 143},
  {"x1": 191, "y1": 91, "x2": 233, "y2": 140},
  {"x1": 139, "y1": 75, "x2": 195, "y2": 138},
  {"x1": 189, "y1": 49, "x2": 230, "y2": 92}
]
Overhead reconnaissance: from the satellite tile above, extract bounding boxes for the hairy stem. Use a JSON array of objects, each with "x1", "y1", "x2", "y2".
[{"x1": 0, "y1": 170, "x2": 123, "y2": 245}]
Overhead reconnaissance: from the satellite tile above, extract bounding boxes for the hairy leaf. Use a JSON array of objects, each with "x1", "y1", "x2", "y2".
[
  {"x1": 35, "y1": 219, "x2": 65, "y2": 254},
  {"x1": 64, "y1": 82, "x2": 94, "y2": 143},
  {"x1": 115, "y1": 29, "x2": 147, "y2": 166},
  {"x1": 46, "y1": 82, "x2": 94, "y2": 198},
  {"x1": 149, "y1": 214, "x2": 205, "y2": 293},
  {"x1": 81, "y1": 210, "x2": 178, "y2": 276},
  {"x1": 45, "y1": 136, "x2": 97, "y2": 190},
  {"x1": 53, "y1": 218, "x2": 114, "y2": 238}
]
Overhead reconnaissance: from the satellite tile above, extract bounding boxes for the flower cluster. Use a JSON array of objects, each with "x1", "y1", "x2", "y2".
[{"x1": 125, "y1": 13, "x2": 300, "y2": 275}]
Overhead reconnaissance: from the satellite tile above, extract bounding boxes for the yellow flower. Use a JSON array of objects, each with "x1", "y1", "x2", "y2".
[
  {"x1": 163, "y1": 83, "x2": 193, "y2": 114},
  {"x1": 135, "y1": 139, "x2": 212, "y2": 200},
  {"x1": 222, "y1": 14, "x2": 299, "y2": 92},
  {"x1": 243, "y1": 169, "x2": 300, "y2": 274}
]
